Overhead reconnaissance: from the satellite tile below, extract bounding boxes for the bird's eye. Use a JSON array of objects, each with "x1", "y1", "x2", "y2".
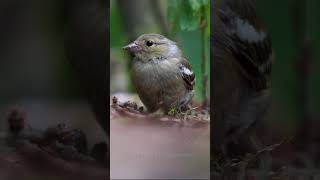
[{"x1": 146, "y1": 40, "x2": 154, "y2": 47}]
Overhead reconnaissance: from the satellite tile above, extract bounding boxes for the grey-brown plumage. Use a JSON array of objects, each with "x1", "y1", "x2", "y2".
[
  {"x1": 123, "y1": 34, "x2": 195, "y2": 113},
  {"x1": 212, "y1": 0, "x2": 273, "y2": 157}
]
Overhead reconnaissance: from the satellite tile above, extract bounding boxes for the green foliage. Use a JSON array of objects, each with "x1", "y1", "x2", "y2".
[
  {"x1": 257, "y1": 0, "x2": 320, "y2": 123},
  {"x1": 167, "y1": 0, "x2": 210, "y2": 102},
  {"x1": 110, "y1": 0, "x2": 127, "y2": 48},
  {"x1": 168, "y1": 106, "x2": 178, "y2": 116},
  {"x1": 167, "y1": 0, "x2": 210, "y2": 33},
  {"x1": 177, "y1": 31, "x2": 210, "y2": 101}
]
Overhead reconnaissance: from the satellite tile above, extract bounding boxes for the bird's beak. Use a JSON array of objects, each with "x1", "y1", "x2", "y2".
[{"x1": 122, "y1": 42, "x2": 142, "y2": 53}]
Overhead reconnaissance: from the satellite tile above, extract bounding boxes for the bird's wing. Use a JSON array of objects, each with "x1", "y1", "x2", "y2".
[
  {"x1": 215, "y1": 0, "x2": 273, "y2": 90},
  {"x1": 178, "y1": 57, "x2": 195, "y2": 90}
]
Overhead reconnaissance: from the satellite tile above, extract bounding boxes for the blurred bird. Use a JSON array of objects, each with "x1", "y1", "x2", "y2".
[
  {"x1": 64, "y1": 0, "x2": 108, "y2": 137},
  {"x1": 212, "y1": 0, "x2": 273, "y2": 157},
  {"x1": 123, "y1": 34, "x2": 195, "y2": 113}
]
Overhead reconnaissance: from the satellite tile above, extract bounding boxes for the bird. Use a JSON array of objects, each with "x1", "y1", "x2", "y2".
[
  {"x1": 212, "y1": 0, "x2": 273, "y2": 158},
  {"x1": 63, "y1": 1, "x2": 109, "y2": 169},
  {"x1": 123, "y1": 34, "x2": 195, "y2": 114},
  {"x1": 64, "y1": 0, "x2": 108, "y2": 136}
]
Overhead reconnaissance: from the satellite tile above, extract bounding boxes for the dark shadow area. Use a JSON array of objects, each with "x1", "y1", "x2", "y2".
[
  {"x1": 212, "y1": 0, "x2": 320, "y2": 179},
  {"x1": 0, "y1": 0, "x2": 109, "y2": 179}
]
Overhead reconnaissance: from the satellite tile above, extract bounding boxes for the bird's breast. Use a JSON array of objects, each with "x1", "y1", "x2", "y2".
[{"x1": 131, "y1": 60, "x2": 185, "y2": 97}]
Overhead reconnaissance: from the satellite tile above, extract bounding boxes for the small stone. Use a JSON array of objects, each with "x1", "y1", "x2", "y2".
[
  {"x1": 132, "y1": 103, "x2": 137, "y2": 110},
  {"x1": 123, "y1": 101, "x2": 130, "y2": 107},
  {"x1": 138, "y1": 106, "x2": 144, "y2": 112},
  {"x1": 112, "y1": 96, "x2": 118, "y2": 104},
  {"x1": 7, "y1": 108, "x2": 26, "y2": 134}
]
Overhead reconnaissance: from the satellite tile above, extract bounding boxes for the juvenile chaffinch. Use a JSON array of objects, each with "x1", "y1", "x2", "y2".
[{"x1": 123, "y1": 34, "x2": 195, "y2": 113}]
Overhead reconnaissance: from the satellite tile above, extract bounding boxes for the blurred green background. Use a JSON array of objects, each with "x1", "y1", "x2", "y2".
[
  {"x1": 256, "y1": 0, "x2": 320, "y2": 133},
  {"x1": 110, "y1": 0, "x2": 210, "y2": 102}
]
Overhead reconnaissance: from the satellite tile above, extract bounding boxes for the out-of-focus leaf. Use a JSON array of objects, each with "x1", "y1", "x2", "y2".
[
  {"x1": 167, "y1": 0, "x2": 180, "y2": 36},
  {"x1": 167, "y1": 0, "x2": 209, "y2": 32},
  {"x1": 110, "y1": 0, "x2": 127, "y2": 48},
  {"x1": 205, "y1": 3, "x2": 210, "y2": 95},
  {"x1": 204, "y1": 1, "x2": 210, "y2": 47},
  {"x1": 188, "y1": 0, "x2": 208, "y2": 10},
  {"x1": 188, "y1": 0, "x2": 201, "y2": 11},
  {"x1": 167, "y1": 0, "x2": 179, "y2": 22},
  {"x1": 180, "y1": 1, "x2": 200, "y2": 31},
  {"x1": 166, "y1": 0, "x2": 210, "y2": 101},
  {"x1": 199, "y1": 0, "x2": 208, "y2": 5}
]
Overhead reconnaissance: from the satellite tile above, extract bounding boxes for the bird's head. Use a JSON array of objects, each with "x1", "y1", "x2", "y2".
[{"x1": 123, "y1": 34, "x2": 181, "y2": 62}]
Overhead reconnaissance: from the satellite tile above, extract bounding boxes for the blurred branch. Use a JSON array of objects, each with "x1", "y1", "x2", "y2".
[{"x1": 200, "y1": 6, "x2": 208, "y2": 107}]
